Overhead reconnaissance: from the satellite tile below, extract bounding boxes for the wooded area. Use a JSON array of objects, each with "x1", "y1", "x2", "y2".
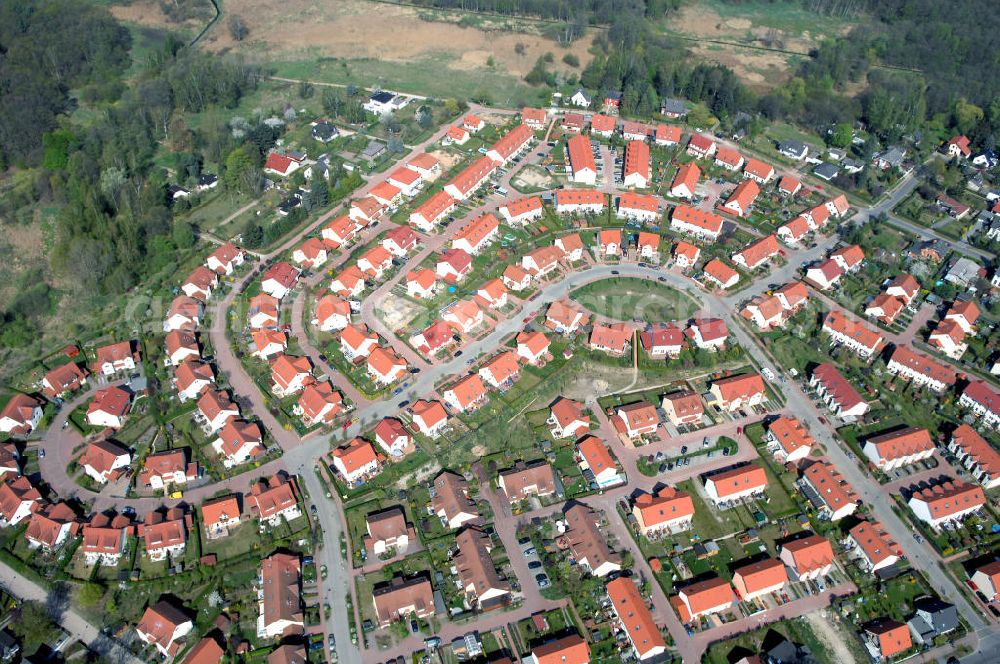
[{"x1": 0, "y1": 0, "x2": 260, "y2": 348}]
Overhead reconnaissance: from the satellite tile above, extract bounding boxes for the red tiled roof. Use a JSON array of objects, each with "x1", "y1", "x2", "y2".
[{"x1": 672, "y1": 204, "x2": 722, "y2": 233}]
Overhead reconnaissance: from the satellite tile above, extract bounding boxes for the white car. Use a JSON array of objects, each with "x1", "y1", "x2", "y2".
[{"x1": 761, "y1": 367, "x2": 776, "y2": 381}]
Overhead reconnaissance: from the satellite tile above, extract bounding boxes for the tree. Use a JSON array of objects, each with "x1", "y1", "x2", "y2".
[
  {"x1": 173, "y1": 220, "x2": 196, "y2": 249},
  {"x1": 563, "y1": 53, "x2": 580, "y2": 67},
  {"x1": 831, "y1": 123, "x2": 854, "y2": 148},
  {"x1": 322, "y1": 89, "x2": 344, "y2": 117},
  {"x1": 10, "y1": 601, "x2": 59, "y2": 653},
  {"x1": 79, "y1": 583, "x2": 104, "y2": 607},
  {"x1": 298, "y1": 81, "x2": 314, "y2": 99},
  {"x1": 228, "y1": 15, "x2": 249, "y2": 41},
  {"x1": 223, "y1": 147, "x2": 262, "y2": 195},
  {"x1": 953, "y1": 97, "x2": 984, "y2": 135},
  {"x1": 309, "y1": 176, "x2": 329, "y2": 209}
]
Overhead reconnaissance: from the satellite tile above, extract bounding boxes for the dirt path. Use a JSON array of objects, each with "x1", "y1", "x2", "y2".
[{"x1": 804, "y1": 609, "x2": 861, "y2": 664}]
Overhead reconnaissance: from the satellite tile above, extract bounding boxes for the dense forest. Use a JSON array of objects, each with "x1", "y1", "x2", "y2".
[{"x1": 0, "y1": 0, "x2": 260, "y2": 348}]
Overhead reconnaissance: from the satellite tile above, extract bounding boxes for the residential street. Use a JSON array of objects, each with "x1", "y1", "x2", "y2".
[
  {"x1": 19, "y1": 100, "x2": 1000, "y2": 664},
  {"x1": 0, "y1": 561, "x2": 142, "y2": 664}
]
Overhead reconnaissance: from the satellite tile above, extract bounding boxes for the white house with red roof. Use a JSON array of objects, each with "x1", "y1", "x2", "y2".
[
  {"x1": 478, "y1": 351, "x2": 521, "y2": 389},
  {"x1": 443, "y1": 299, "x2": 484, "y2": 334},
  {"x1": 704, "y1": 464, "x2": 768, "y2": 504},
  {"x1": 206, "y1": 242, "x2": 245, "y2": 275},
  {"x1": 213, "y1": 420, "x2": 264, "y2": 468},
  {"x1": 79, "y1": 439, "x2": 131, "y2": 484},
  {"x1": 410, "y1": 400, "x2": 448, "y2": 438},
  {"x1": 486, "y1": 124, "x2": 533, "y2": 165},
  {"x1": 322, "y1": 215, "x2": 360, "y2": 248},
  {"x1": 0, "y1": 395, "x2": 43, "y2": 436},
  {"x1": 295, "y1": 382, "x2": 343, "y2": 427},
  {"x1": 409, "y1": 190, "x2": 455, "y2": 231},
  {"x1": 261, "y1": 262, "x2": 301, "y2": 300},
  {"x1": 502, "y1": 265, "x2": 533, "y2": 291},
  {"x1": 672, "y1": 242, "x2": 700, "y2": 270},
  {"x1": 367, "y1": 347, "x2": 408, "y2": 385},
  {"x1": 410, "y1": 320, "x2": 457, "y2": 356},
  {"x1": 743, "y1": 158, "x2": 775, "y2": 184},
  {"x1": 165, "y1": 330, "x2": 200, "y2": 366},
  {"x1": 330, "y1": 265, "x2": 366, "y2": 298},
  {"x1": 958, "y1": 380, "x2": 1000, "y2": 429},
  {"x1": 722, "y1": 179, "x2": 760, "y2": 217},
  {"x1": 640, "y1": 324, "x2": 684, "y2": 358},
  {"x1": 687, "y1": 134, "x2": 717, "y2": 158},
  {"x1": 552, "y1": 233, "x2": 584, "y2": 262},
  {"x1": 374, "y1": 418, "x2": 412, "y2": 457},
  {"x1": 862, "y1": 427, "x2": 934, "y2": 470},
  {"x1": 669, "y1": 162, "x2": 700, "y2": 200},
  {"x1": 95, "y1": 340, "x2": 137, "y2": 376},
  {"x1": 181, "y1": 266, "x2": 217, "y2": 301},
  {"x1": 516, "y1": 331, "x2": 550, "y2": 365},
  {"x1": 197, "y1": 389, "x2": 240, "y2": 434},
  {"x1": 499, "y1": 197, "x2": 543, "y2": 226},
  {"x1": 444, "y1": 125, "x2": 470, "y2": 145},
  {"x1": 405, "y1": 269, "x2": 438, "y2": 299},
  {"x1": 264, "y1": 152, "x2": 302, "y2": 176},
  {"x1": 732, "y1": 234, "x2": 780, "y2": 271},
  {"x1": 436, "y1": 248, "x2": 473, "y2": 283},
  {"x1": 577, "y1": 435, "x2": 623, "y2": 488},
  {"x1": 670, "y1": 205, "x2": 723, "y2": 241},
  {"x1": 805, "y1": 259, "x2": 844, "y2": 290},
  {"x1": 251, "y1": 330, "x2": 287, "y2": 360},
  {"x1": 475, "y1": 279, "x2": 508, "y2": 310},
  {"x1": 86, "y1": 386, "x2": 132, "y2": 429},
  {"x1": 443, "y1": 374, "x2": 489, "y2": 413},
  {"x1": 382, "y1": 225, "x2": 419, "y2": 257},
  {"x1": 164, "y1": 295, "x2": 203, "y2": 332},
  {"x1": 357, "y1": 245, "x2": 394, "y2": 281},
  {"x1": 174, "y1": 360, "x2": 215, "y2": 401},
  {"x1": 270, "y1": 355, "x2": 314, "y2": 397},
  {"x1": 715, "y1": 147, "x2": 743, "y2": 171},
  {"x1": 349, "y1": 196, "x2": 387, "y2": 226},
  {"x1": 291, "y1": 237, "x2": 328, "y2": 270},
  {"x1": 908, "y1": 479, "x2": 985, "y2": 529},
  {"x1": 313, "y1": 295, "x2": 351, "y2": 332},
  {"x1": 702, "y1": 259, "x2": 740, "y2": 290},
  {"x1": 331, "y1": 438, "x2": 380, "y2": 484},
  {"x1": 945, "y1": 135, "x2": 971, "y2": 159},
  {"x1": 522, "y1": 246, "x2": 563, "y2": 277},
  {"x1": 340, "y1": 324, "x2": 379, "y2": 360},
  {"x1": 444, "y1": 156, "x2": 495, "y2": 200},
  {"x1": 686, "y1": 318, "x2": 729, "y2": 350},
  {"x1": 387, "y1": 166, "x2": 423, "y2": 197},
  {"x1": 452, "y1": 213, "x2": 500, "y2": 256},
  {"x1": 554, "y1": 189, "x2": 605, "y2": 214},
  {"x1": 617, "y1": 192, "x2": 659, "y2": 223}
]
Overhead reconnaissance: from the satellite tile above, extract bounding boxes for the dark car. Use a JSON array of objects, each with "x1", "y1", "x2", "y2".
[
  {"x1": 454, "y1": 350, "x2": 463, "y2": 356},
  {"x1": 528, "y1": 560, "x2": 542, "y2": 569},
  {"x1": 535, "y1": 574, "x2": 551, "y2": 588},
  {"x1": 611, "y1": 270, "x2": 620, "y2": 275},
  {"x1": 410, "y1": 619, "x2": 419, "y2": 633}
]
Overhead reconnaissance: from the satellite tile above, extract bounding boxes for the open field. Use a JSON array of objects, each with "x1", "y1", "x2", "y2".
[
  {"x1": 115, "y1": 0, "x2": 591, "y2": 103},
  {"x1": 658, "y1": 0, "x2": 858, "y2": 90}
]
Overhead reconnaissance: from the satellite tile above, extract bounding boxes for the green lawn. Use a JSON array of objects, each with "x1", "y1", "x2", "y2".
[
  {"x1": 570, "y1": 277, "x2": 700, "y2": 322},
  {"x1": 270, "y1": 55, "x2": 543, "y2": 108}
]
